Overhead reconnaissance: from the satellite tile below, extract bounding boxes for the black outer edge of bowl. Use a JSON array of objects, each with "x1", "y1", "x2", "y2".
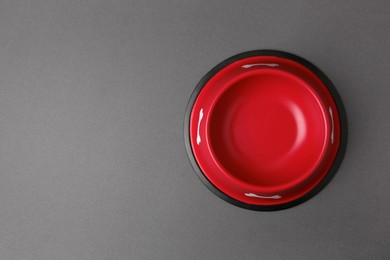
[{"x1": 184, "y1": 50, "x2": 348, "y2": 211}]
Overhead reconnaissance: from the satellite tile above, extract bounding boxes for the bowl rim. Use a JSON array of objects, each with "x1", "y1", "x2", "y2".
[{"x1": 184, "y1": 50, "x2": 348, "y2": 211}]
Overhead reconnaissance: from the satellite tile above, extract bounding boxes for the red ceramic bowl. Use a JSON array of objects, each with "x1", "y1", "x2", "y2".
[{"x1": 184, "y1": 50, "x2": 347, "y2": 210}]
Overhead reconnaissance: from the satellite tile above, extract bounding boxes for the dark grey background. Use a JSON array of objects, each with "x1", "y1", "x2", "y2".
[{"x1": 0, "y1": 0, "x2": 389, "y2": 259}]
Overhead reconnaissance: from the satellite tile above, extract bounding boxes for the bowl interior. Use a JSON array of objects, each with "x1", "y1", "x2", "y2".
[{"x1": 208, "y1": 69, "x2": 329, "y2": 190}]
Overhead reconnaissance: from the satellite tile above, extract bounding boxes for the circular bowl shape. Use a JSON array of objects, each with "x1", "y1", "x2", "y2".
[{"x1": 184, "y1": 50, "x2": 347, "y2": 211}]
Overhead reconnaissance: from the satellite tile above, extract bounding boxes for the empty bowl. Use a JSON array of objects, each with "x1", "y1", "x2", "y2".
[{"x1": 184, "y1": 50, "x2": 347, "y2": 210}]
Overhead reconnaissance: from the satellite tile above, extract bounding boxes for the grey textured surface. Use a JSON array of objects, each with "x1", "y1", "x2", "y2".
[{"x1": 0, "y1": 0, "x2": 389, "y2": 259}]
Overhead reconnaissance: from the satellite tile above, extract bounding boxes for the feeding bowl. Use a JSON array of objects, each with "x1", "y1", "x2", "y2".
[{"x1": 184, "y1": 50, "x2": 347, "y2": 210}]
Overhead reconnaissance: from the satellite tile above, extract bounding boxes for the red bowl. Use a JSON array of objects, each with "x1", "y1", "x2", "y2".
[{"x1": 184, "y1": 50, "x2": 347, "y2": 210}]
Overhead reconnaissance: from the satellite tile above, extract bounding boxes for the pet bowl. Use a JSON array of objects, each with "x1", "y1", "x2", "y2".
[{"x1": 184, "y1": 50, "x2": 347, "y2": 210}]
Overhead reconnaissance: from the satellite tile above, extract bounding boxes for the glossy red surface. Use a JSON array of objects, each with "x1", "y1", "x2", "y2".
[{"x1": 190, "y1": 56, "x2": 341, "y2": 206}]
